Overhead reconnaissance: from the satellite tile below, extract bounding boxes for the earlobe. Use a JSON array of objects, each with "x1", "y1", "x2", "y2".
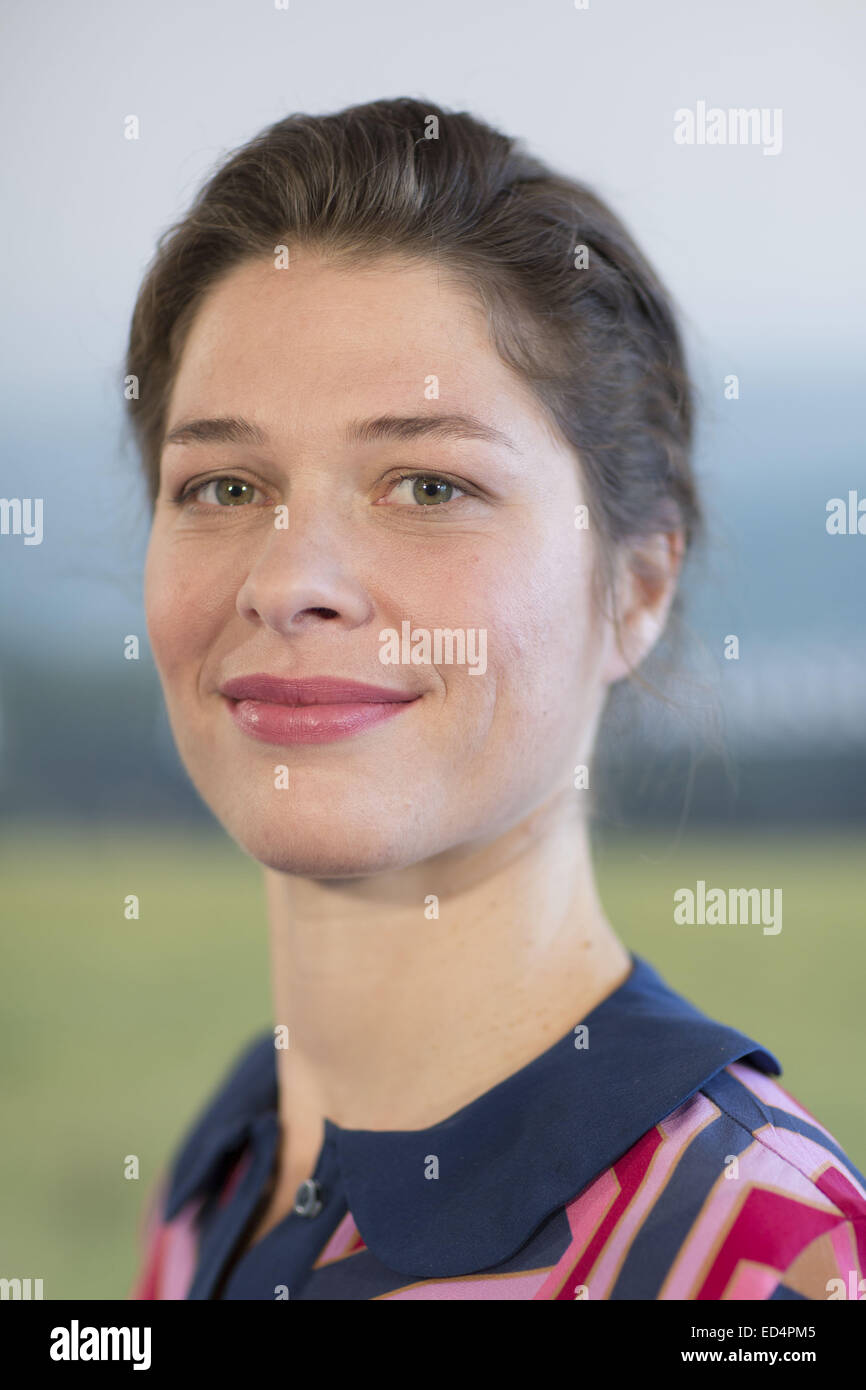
[{"x1": 599, "y1": 530, "x2": 684, "y2": 685}]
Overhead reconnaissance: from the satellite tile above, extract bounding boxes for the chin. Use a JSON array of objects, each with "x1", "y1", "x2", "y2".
[
  {"x1": 229, "y1": 824, "x2": 429, "y2": 879},
  {"x1": 205, "y1": 789, "x2": 441, "y2": 879}
]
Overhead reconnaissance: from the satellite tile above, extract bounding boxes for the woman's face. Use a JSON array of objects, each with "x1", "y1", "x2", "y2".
[{"x1": 145, "y1": 250, "x2": 626, "y2": 876}]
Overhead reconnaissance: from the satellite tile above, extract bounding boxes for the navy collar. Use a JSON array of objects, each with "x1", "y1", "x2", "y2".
[{"x1": 163, "y1": 953, "x2": 781, "y2": 1277}]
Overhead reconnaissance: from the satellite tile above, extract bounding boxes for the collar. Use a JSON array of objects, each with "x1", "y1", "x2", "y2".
[{"x1": 163, "y1": 953, "x2": 781, "y2": 1277}]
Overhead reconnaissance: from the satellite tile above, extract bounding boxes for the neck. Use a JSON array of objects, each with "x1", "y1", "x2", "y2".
[{"x1": 262, "y1": 790, "x2": 631, "y2": 1193}]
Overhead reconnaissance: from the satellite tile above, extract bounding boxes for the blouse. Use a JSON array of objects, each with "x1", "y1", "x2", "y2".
[{"x1": 130, "y1": 952, "x2": 866, "y2": 1300}]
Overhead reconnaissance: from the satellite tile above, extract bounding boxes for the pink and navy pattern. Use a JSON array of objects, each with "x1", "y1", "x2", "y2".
[{"x1": 130, "y1": 957, "x2": 866, "y2": 1300}]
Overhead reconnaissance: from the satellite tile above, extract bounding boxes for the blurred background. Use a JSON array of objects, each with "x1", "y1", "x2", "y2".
[{"x1": 1, "y1": 0, "x2": 864, "y2": 1298}]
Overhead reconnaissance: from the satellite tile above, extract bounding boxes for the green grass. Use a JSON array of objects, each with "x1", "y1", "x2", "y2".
[{"x1": 1, "y1": 823, "x2": 863, "y2": 1299}]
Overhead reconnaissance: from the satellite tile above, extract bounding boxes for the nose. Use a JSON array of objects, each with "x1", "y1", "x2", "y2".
[{"x1": 235, "y1": 514, "x2": 374, "y2": 636}]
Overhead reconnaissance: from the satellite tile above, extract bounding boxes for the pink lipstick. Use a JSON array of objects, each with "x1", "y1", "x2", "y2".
[{"x1": 218, "y1": 674, "x2": 421, "y2": 745}]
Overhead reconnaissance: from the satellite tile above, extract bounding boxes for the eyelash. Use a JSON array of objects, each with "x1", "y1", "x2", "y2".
[
  {"x1": 176, "y1": 476, "x2": 266, "y2": 508},
  {"x1": 175, "y1": 471, "x2": 471, "y2": 510},
  {"x1": 384, "y1": 471, "x2": 468, "y2": 507}
]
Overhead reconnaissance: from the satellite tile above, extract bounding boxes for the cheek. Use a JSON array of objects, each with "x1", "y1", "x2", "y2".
[
  {"x1": 144, "y1": 533, "x2": 234, "y2": 682},
  {"x1": 472, "y1": 528, "x2": 596, "y2": 674},
  {"x1": 480, "y1": 533, "x2": 603, "y2": 750}
]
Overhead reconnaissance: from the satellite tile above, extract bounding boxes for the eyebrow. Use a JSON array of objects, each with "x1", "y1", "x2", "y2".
[
  {"x1": 162, "y1": 416, "x2": 268, "y2": 449},
  {"x1": 161, "y1": 412, "x2": 519, "y2": 453},
  {"x1": 345, "y1": 413, "x2": 519, "y2": 453}
]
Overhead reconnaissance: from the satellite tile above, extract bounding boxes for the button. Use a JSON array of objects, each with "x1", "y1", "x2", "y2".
[{"x1": 293, "y1": 1178, "x2": 323, "y2": 1217}]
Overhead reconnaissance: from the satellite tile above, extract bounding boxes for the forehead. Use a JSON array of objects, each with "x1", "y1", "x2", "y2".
[{"x1": 166, "y1": 251, "x2": 554, "y2": 449}]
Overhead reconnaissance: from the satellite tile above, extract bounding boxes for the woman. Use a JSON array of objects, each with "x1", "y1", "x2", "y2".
[{"x1": 126, "y1": 96, "x2": 865, "y2": 1300}]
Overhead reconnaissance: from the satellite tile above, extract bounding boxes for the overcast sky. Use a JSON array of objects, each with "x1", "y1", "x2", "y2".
[{"x1": 1, "y1": 0, "x2": 863, "y2": 754}]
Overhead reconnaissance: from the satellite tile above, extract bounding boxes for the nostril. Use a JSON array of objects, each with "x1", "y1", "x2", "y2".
[{"x1": 308, "y1": 607, "x2": 339, "y2": 619}]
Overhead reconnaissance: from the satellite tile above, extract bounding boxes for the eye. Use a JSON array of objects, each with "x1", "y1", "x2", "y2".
[
  {"x1": 183, "y1": 476, "x2": 264, "y2": 507},
  {"x1": 385, "y1": 473, "x2": 466, "y2": 507}
]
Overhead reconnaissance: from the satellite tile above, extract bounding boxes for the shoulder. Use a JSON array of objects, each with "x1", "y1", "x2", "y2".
[
  {"x1": 563, "y1": 1062, "x2": 866, "y2": 1301},
  {"x1": 165, "y1": 1029, "x2": 276, "y2": 1214},
  {"x1": 129, "y1": 1031, "x2": 275, "y2": 1300}
]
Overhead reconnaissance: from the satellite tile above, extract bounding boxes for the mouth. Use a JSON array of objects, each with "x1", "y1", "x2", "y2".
[{"x1": 218, "y1": 674, "x2": 422, "y2": 746}]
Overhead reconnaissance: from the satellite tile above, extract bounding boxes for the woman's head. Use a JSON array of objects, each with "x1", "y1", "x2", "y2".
[{"x1": 130, "y1": 96, "x2": 699, "y2": 876}]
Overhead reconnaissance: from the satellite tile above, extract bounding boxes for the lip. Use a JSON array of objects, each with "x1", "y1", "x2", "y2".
[{"x1": 218, "y1": 674, "x2": 421, "y2": 746}]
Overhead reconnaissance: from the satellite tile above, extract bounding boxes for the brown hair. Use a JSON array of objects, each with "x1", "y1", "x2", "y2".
[{"x1": 124, "y1": 95, "x2": 699, "y2": 625}]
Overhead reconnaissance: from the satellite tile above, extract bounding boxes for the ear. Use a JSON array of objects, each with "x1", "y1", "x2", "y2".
[{"x1": 600, "y1": 529, "x2": 685, "y2": 685}]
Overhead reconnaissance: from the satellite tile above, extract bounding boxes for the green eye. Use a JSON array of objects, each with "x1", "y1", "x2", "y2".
[
  {"x1": 211, "y1": 478, "x2": 256, "y2": 505},
  {"x1": 413, "y1": 477, "x2": 453, "y2": 505},
  {"x1": 183, "y1": 476, "x2": 261, "y2": 506},
  {"x1": 389, "y1": 474, "x2": 463, "y2": 506}
]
